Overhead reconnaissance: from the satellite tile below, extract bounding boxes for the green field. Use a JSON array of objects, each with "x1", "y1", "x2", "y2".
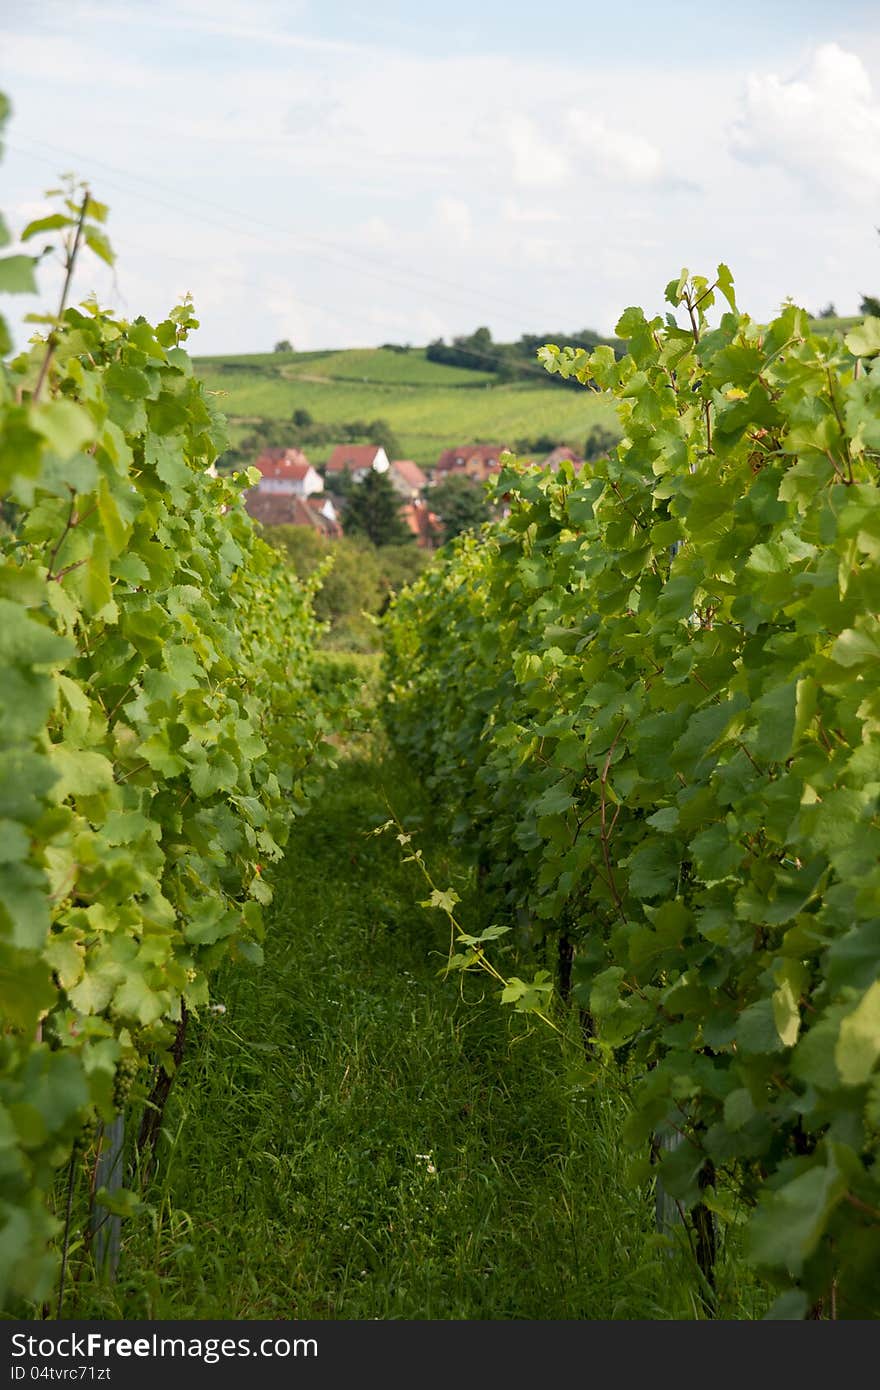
[
  {"x1": 199, "y1": 346, "x2": 499, "y2": 387},
  {"x1": 807, "y1": 316, "x2": 860, "y2": 337},
  {"x1": 196, "y1": 324, "x2": 863, "y2": 470},
  {"x1": 194, "y1": 347, "x2": 618, "y2": 468}
]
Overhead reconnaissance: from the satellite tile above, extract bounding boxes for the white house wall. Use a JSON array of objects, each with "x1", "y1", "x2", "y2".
[{"x1": 257, "y1": 467, "x2": 323, "y2": 496}]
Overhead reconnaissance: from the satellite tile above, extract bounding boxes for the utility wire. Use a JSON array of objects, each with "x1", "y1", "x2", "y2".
[
  {"x1": 79, "y1": 224, "x2": 568, "y2": 380},
  {"x1": 8, "y1": 131, "x2": 582, "y2": 326},
  {"x1": 8, "y1": 145, "x2": 614, "y2": 383},
  {"x1": 9, "y1": 149, "x2": 588, "y2": 382}
]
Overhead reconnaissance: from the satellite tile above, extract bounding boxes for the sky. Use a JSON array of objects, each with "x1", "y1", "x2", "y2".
[{"x1": 1, "y1": 0, "x2": 880, "y2": 355}]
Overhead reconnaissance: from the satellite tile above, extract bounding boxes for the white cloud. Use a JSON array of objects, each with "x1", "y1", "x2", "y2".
[
  {"x1": 502, "y1": 198, "x2": 563, "y2": 225},
  {"x1": 8, "y1": 197, "x2": 53, "y2": 228},
  {"x1": 504, "y1": 114, "x2": 569, "y2": 188},
  {"x1": 436, "y1": 196, "x2": 472, "y2": 245},
  {"x1": 732, "y1": 43, "x2": 880, "y2": 201},
  {"x1": 597, "y1": 246, "x2": 642, "y2": 280},
  {"x1": 568, "y1": 111, "x2": 666, "y2": 185},
  {"x1": 515, "y1": 235, "x2": 574, "y2": 270},
  {"x1": 0, "y1": 30, "x2": 151, "y2": 89},
  {"x1": 74, "y1": 0, "x2": 346, "y2": 55},
  {"x1": 357, "y1": 216, "x2": 398, "y2": 250}
]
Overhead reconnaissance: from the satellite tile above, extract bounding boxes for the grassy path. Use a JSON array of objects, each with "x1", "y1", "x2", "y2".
[{"x1": 70, "y1": 750, "x2": 755, "y2": 1320}]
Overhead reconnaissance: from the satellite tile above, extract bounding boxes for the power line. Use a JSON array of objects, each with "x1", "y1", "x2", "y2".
[
  {"x1": 18, "y1": 130, "x2": 581, "y2": 320},
  {"x1": 8, "y1": 142, "x2": 509, "y2": 338},
  {"x1": 8, "y1": 145, "x2": 588, "y2": 382},
  {"x1": 8, "y1": 132, "x2": 580, "y2": 328}
]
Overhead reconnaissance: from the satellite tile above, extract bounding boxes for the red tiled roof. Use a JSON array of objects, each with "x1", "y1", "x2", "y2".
[
  {"x1": 245, "y1": 490, "x2": 342, "y2": 536},
  {"x1": 401, "y1": 500, "x2": 442, "y2": 549},
  {"x1": 435, "y1": 444, "x2": 507, "y2": 472},
  {"x1": 305, "y1": 493, "x2": 337, "y2": 518},
  {"x1": 326, "y1": 444, "x2": 384, "y2": 472},
  {"x1": 304, "y1": 496, "x2": 343, "y2": 537},
  {"x1": 253, "y1": 447, "x2": 313, "y2": 480},
  {"x1": 391, "y1": 459, "x2": 427, "y2": 488}
]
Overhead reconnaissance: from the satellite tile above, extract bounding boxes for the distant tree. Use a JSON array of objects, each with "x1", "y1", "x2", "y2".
[
  {"x1": 364, "y1": 417, "x2": 400, "y2": 460},
  {"x1": 816, "y1": 303, "x2": 837, "y2": 319},
  {"x1": 376, "y1": 542, "x2": 428, "y2": 594},
  {"x1": 514, "y1": 433, "x2": 558, "y2": 455},
  {"x1": 426, "y1": 325, "x2": 498, "y2": 373},
  {"x1": 342, "y1": 469, "x2": 411, "y2": 547},
  {"x1": 427, "y1": 323, "x2": 623, "y2": 387},
  {"x1": 312, "y1": 539, "x2": 383, "y2": 633},
  {"x1": 273, "y1": 339, "x2": 293, "y2": 353},
  {"x1": 261, "y1": 527, "x2": 384, "y2": 651},
  {"x1": 584, "y1": 424, "x2": 619, "y2": 461},
  {"x1": 467, "y1": 326, "x2": 493, "y2": 359},
  {"x1": 261, "y1": 527, "x2": 428, "y2": 649},
  {"x1": 325, "y1": 467, "x2": 354, "y2": 500},
  {"x1": 430, "y1": 475, "x2": 492, "y2": 543},
  {"x1": 232, "y1": 410, "x2": 402, "y2": 462},
  {"x1": 262, "y1": 524, "x2": 327, "y2": 579},
  {"x1": 373, "y1": 543, "x2": 429, "y2": 614},
  {"x1": 329, "y1": 416, "x2": 400, "y2": 459}
]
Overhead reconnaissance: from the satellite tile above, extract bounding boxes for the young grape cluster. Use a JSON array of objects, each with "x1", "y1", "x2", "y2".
[
  {"x1": 112, "y1": 1055, "x2": 140, "y2": 1110},
  {"x1": 71, "y1": 1113, "x2": 98, "y2": 1157}
]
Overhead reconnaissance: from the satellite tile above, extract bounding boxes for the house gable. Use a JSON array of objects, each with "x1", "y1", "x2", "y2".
[
  {"x1": 325, "y1": 444, "x2": 390, "y2": 477},
  {"x1": 252, "y1": 448, "x2": 322, "y2": 496},
  {"x1": 434, "y1": 444, "x2": 507, "y2": 481}
]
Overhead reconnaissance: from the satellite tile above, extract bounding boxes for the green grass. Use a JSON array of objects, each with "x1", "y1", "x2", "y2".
[
  {"x1": 198, "y1": 346, "x2": 496, "y2": 387},
  {"x1": 194, "y1": 347, "x2": 616, "y2": 468},
  {"x1": 806, "y1": 317, "x2": 860, "y2": 337},
  {"x1": 56, "y1": 742, "x2": 765, "y2": 1321},
  {"x1": 282, "y1": 347, "x2": 499, "y2": 387}
]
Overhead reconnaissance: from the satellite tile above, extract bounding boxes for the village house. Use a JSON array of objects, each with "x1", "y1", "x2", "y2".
[
  {"x1": 245, "y1": 487, "x2": 342, "y2": 537},
  {"x1": 388, "y1": 459, "x2": 427, "y2": 500},
  {"x1": 325, "y1": 444, "x2": 390, "y2": 481},
  {"x1": 433, "y1": 444, "x2": 508, "y2": 483},
  {"x1": 307, "y1": 494, "x2": 343, "y2": 537},
  {"x1": 401, "y1": 497, "x2": 442, "y2": 550},
  {"x1": 250, "y1": 447, "x2": 323, "y2": 496},
  {"x1": 244, "y1": 446, "x2": 341, "y2": 534}
]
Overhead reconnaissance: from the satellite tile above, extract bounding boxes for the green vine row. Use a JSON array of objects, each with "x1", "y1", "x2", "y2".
[
  {"x1": 0, "y1": 101, "x2": 336, "y2": 1309},
  {"x1": 383, "y1": 267, "x2": 880, "y2": 1317}
]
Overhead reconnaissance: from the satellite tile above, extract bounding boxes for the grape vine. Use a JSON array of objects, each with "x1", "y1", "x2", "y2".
[
  {"x1": 0, "y1": 99, "x2": 335, "y2": 1309},
  {"x1": 383, "y1": 268, "x2": 880, "y2": 1317}
]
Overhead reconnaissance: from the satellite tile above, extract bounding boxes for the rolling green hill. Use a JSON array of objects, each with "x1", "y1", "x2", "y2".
[
  {"x1": 194, "y1": 346, "x2": 618, "y2": 469},
  {"x1": 807, "y1": 316, "x2": 860, "y2": 337},
  {"x1": 196, "y1": 320, "x2": 864, "y2": 470}
]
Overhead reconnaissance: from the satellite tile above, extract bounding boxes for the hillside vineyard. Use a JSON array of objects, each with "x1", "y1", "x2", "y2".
[{"x1": 3, "y1": 120, "x2": 880, "y2": 1319}]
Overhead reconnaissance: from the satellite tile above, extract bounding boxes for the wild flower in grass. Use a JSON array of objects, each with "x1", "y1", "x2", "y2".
[{"x1": 416, "y1": 1152, "x2": 437, "y2": 1175}]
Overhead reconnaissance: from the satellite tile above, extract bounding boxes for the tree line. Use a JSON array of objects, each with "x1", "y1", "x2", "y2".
[{"x1": 426, "y1": 323, "x2": 624, "y2": 386}]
